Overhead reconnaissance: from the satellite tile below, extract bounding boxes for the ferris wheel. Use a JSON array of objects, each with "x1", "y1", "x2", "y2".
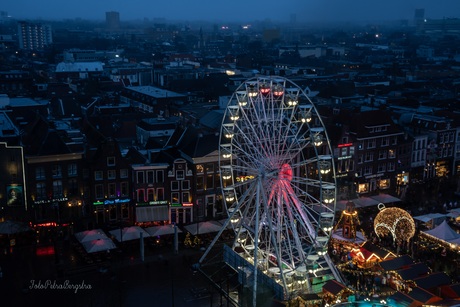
[{"x1": 218, "y1": 76, "x2": 338, "y2": 300}]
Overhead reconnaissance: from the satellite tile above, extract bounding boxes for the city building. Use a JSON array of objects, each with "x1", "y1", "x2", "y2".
[
  {"x1": 105, "y1": 11, "x2": 120, "y2": 30},
  {"x1": 17, "y1": 21, "x2": 52, "y2": 51}
]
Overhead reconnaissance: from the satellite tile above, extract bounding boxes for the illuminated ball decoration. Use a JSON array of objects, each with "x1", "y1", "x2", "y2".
[{"x1": 373, "y1": 204, "x2": 415, "y2": 242}]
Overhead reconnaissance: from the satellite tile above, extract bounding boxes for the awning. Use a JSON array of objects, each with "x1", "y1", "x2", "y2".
[
  {"x1": 136, "y1": 206, "x2": 169, "y2": 222},
  {"x1": 145, "y1": 225, "x2": 182, "y2": 236}
]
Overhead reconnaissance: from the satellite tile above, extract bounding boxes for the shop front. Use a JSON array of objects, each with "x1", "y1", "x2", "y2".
[
  {"x1": 170, "y1": 202, "x2": 193, "y2": 225},
  {"x1": 135, "y1": 200, "x2": 169, "y2": 224}
]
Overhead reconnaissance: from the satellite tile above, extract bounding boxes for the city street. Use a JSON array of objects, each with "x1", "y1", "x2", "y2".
[{"x1": 0, "y1": 241, "x2": 230, "y2": 307}]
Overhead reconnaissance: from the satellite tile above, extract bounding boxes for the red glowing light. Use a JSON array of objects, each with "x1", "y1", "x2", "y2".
[{"x1": 279, "y1": 164, "x2": 293, "y2": 182}]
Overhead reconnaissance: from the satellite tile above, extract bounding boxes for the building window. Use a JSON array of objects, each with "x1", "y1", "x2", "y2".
[
  {"x1": 122, "y1": 204, "x2": 129, "y2": 219},
  {"x1": 95, "y1": 171, "x2": 103, "y2": 181},
  {"x1": 196, "y1": 164, "x2": 204, "y2": 174},
  {"x1": 388, "y1": 149, "x2": 395, "y2": 159},
  {"x1": 156, "y1": 170, "x2": 164, "y2": 183},
  {"x1": 367, "y1": 139, "x2": 376, "y2": 149},
  {"x1": 357, "y1": 183, "x2": 368, "y2": 193},
  {"x1": 137, "y1": 189, "x2": 145, "y2": 202},
  {"x1": 120, "y1": 182, "x2": 128, "y2": 196},
  {"x1": 378, "y1": 150, "x2": 387, "y2": 160},
  {"x1": 36, "y1": 182, "x2": 46, "y2": 199},
  {"x1": 120, "y1": 169, "x2": 128, "y2": 178},
  {"x1": 364, "y1": 166, "x2": 372, "y2": 175},
  {"x1": 137, "y1": 171, "x2": 144, "y2": 183},
  {"x1": 109, "y1": 206, "x2": 117, "y2": 220},
  {"x1": 182, "y1": 192, "x2": 190, "y2": 203},
  {"x1": 157, "y1": 188, "x2": 164, "y2": 201},
  {"x1": 171, "y1": 181, "x2": 179, "y2": 191},
  {"x1": 108, "y1": 183, "x2": 116, "y2": 197},
  {"x1": 52, "y1": 165, "x2": 62, "y2": 178},
  {"x1": 387, "y1": 162, "x2": 395, "y2": 171},
  {"x1": 365, "y1": 152, "x2": 373, "y2": 162},
  {"x1": 147, "y1": 171, "x2": 154, "y2": 184},
  {"x1": 378, "y1": 163, "x2": 386, "y2": 173},
  {"x1": 147, "y1": 188, "x2": 155, "y2": 201},
  {"x1": 196, "y1": 176, "x2": 204, "y2": 190},
  {"x1": 36, "y1": 167, "x2": 45, "y2": 180},
  {"x1": 107, "y1": 157, "x2": 116, "y2": 166},
  {"x1": 68, "y1": 178, "x2": 78, "y2": 196},
  {"x1": 381, "y1": 137, "x2": 389, "y2": 147},
  {"x1": 171, "y1": 192, "x2": 179, "y2": 204},
  {"x1": 206, "y1": 174, "x2": 214, "y2": 189},
  {"x1": 68, "y1": 163, "x2": 77, "y2": 177},
  {"x1": 108, "y1": 170, "x2": 116, "y2": 180},
  {"x1": 182, "y1": 180, "x2": 190, "y2": 190},
  {"x1": 176, "y1": 170, "x2": 184, "y2": 180},
  {"x1": 95, "y1": 184, "x2": 104, "y2": 199},
  {"x1": 206, "y1": 164, "x2": 214, "y2": 173},
  {"x1": 53, "y1": 180, "x2": 63, "y2": 197}
]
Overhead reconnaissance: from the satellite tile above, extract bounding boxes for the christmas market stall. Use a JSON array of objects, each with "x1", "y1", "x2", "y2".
[
  {"x1": 321, "y1": 279, "x2": 353, "y2": 306},
  {"x1": 387, "y1": 286, "x2": 442, "y2": 307},
  {"x1": 349, "y1": 241, "x2": 395, "y2": 269}
]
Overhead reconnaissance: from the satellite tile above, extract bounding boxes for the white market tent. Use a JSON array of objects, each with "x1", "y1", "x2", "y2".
[
  {"x1": 184, "y1": 221, "x2": 226, "y2": 235},
  {"x1": 422, "y1": 220, "x2": 460, "y2": 242},
  {"x1": 145, "y1": 225, "x2": 182, "y2": 237},
  {"x1": 413, "y1": 213, "x2": 447, "y2": 228},
  {"x1": 74, "y1": 229, "x2": 109, "y2": 243},
  {"x1": 109, "y1": 226, "x2": 150, "y2": 242},
  {"x1": 82, "y1": 238, "x2": 117, "y2": 253}
]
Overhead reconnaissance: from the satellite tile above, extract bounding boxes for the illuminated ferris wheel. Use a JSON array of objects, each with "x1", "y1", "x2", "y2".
[{"x1": 217, "y1": 76, "x2": 339, "y2": 301}]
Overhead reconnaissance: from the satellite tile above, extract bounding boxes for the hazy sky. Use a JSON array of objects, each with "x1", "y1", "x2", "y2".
[{"x1": 3, "y1": 0, "x2": 460, "y2": 23}]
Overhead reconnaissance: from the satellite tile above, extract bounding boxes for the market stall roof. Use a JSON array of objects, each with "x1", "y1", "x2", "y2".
[
  {"x1": 360, "y1": 241, "x2": 395, "y2": 259},
  {"x1": 145, "y1": 224, "x2": 182, "y2": 237},
  {"x1": 413, "y1": 213, "x2": 446, "y2": 223},
  {"x1": 440, "y1": 283, "x2": 460, "y2": 300},
  {"x1": 109, "y1": 226, "x2": 150, "y2": 242},
  {"x1": 379, "y1": 254, "x2": 414, "y2": 271},
  {"x1": 396, "y1": 262, "x2": 431, "y2": 281},
  {"x1": 423, "y1": 220, "x2": 460, "y2": 242},
  {"x1": 322, "y1": 279, "x2": 347, "y2": 296},
  {"x1": 389, "y1": 287, "x2": 442, "y2": 306},
  {"x1": 82, "y1": 238, "x2": 117, "y2": 253},
  {"x1": 351, "y1": 196, "x2": 380, "y2": 208},
  {"x1": 184, "y1": 220, "x2": 227, "y2": 235},
  {"x1": 74, "y1": 229, "x2": 109, "y2": 243},
  {"x1": 414, "y1": 272, "x2": 452, "y2": 290},
  {"x1": 369, "y1": 193, "x2": 401, "y2": 204}
]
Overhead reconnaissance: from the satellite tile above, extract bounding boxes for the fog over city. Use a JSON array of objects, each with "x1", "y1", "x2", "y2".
[{"x1": 3, "y1": 0, "x2": 460, "y2": 23}]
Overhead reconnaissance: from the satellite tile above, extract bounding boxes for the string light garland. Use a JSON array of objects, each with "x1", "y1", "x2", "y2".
[{"x1": 373, "y1": 204, "x2": 415, "y2": 242}]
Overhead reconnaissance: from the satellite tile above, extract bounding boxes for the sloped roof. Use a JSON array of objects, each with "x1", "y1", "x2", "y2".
[
  {"x1": 423, "y1": 220, "x2": 460, "y2": 242},
  {"x1": 441, "y1": 283, "x2": 460, "y2": 300},
  {"x1": 396, "y1": 262, "x2": 431, "y2": 281},
  {"x1": 379, "y1": 255, "x2": 414, "y2": 271},
  {"x1": 21, "y1": 115, "x2": 71, "y2": 156},
  {"x1": 322, "y1": 279, "x2": 347, "y2": 296},
  {"x1": 414, "y1": 272, "x2": 452, "y2": 290}
]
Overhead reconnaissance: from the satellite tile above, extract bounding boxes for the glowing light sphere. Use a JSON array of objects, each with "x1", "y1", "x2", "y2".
[{"x1": 374, "y1": 204, "x2": 415, "y2": 242}]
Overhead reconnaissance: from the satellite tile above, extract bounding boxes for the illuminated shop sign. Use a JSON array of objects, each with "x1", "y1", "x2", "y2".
[
  {"x1": 338, "y1": 143, "x2": 353, "y2": 148},
  {"x1": 34, "y1": 197, "x2": 69, "y2": 205},
  {"x1": 93, "y1": 198, "x2": 131, "y2": 205},
  {"x1": 136, "y1": 200, "x2": 169, "y2": 206},
  {"x1": 170, "y1": 202, "x2": 193, "y2": 207}
]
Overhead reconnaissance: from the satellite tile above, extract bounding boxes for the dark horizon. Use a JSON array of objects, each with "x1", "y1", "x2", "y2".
[{"x1": 2, "y1": 0, "x2": 460, "y2": 24}]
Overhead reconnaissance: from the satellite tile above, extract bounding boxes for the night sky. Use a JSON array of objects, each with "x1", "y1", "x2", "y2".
[{"x1": 2, "y1": 0, "x2": 460, "y2": 23}]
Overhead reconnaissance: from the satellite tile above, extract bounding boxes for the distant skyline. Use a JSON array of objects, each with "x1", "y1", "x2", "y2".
[{"x1": 2, "y1": 0, "x2": 460, "y2": 23}]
